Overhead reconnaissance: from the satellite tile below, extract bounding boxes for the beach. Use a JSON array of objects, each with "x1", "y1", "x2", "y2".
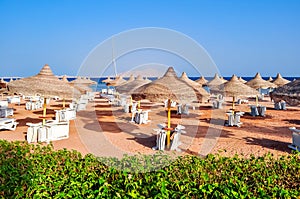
[{"x1": 0, "y1": 92, "x2": 299, "y2": 158}]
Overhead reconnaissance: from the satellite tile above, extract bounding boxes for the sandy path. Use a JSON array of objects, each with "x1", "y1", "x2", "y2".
[{"x1": 0, "y1": 94, "x2": 299, "y2": 158}]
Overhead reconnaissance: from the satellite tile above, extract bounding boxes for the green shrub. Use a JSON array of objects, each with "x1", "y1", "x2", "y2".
[{"x1": 0, "y1": 140, "x2": 299, "y2": 198}]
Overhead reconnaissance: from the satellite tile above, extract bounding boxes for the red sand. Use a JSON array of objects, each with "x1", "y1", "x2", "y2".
[{"x1": 0, "y1": 94, "x2": 299, "y2": 158}]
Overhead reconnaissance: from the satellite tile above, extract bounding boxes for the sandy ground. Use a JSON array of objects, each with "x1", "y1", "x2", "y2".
[{"x1": 0, "y1": 93, "x2": 299, "y2": 158}]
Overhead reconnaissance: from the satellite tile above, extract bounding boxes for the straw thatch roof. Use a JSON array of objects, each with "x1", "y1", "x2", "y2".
[
  {"x1": 195, "y1": 76, "x2": 208, "y2": 85},
  {"x1": 220, "y1": 77, "x2": 228, "y2": 83},
  {"x1": 246, "y1": 73, "x2": 277, "y2": 89},
  {"x1": 267, "y1": 76, "x2": 273, "y2": 82},
  {"x1": 180, "y1": 72, "x2": 210, "y2": 102},
  {"x1": 7, "y1": 64, "x2": 80, "y2": 98},
  {"x1": 131, "y1": 67, "x2": 199, "y2": 103},
  {"x1": 61, "y1": 75, "x2": 91, "y2": 93},
  {"x1": 0, "y1": 78, "x2": 7, "y2": 89},
  {"x1": 127, "y1": 74, "x2": 135, "y2": 83},
  {"x1": 270, "y1": 79, "x2": 300, "y2": 106},
  {"x1": 115, "y1": 75, "x2": 151, "y2": 94},
  {"x1": 272, "y1": 73, "x2": 290, "y2": 87},
  {"x1": 69, "y1": 77, "x2": 97, "y2": 85},
  {"x1": 238, "y1": 77, "x2": 247, "y2": 83},
  {"x1": 102, "y1": 76, "x2": 112, "y2": 83},
  {"x1": 207, "y1": 74, "x2": 224, "y2": 88},
  {"x1": 61, "y1": 75, "x2": 69, "y2": 83},
  {"x1": 211, "y1": 75, "x2": 258, "y2": 97},
  {"x1": 106, "y1": 76, "x2": 127, "y2": 86}
]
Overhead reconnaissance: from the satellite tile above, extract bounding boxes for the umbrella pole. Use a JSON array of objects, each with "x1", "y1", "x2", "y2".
[
  {"x1": 232, "y1": 96, "x2": 235, "y2": 111},
  {"x1": 42, "y1": 98, "x2": 47, "y2": 125},
  {"x1": 167, "y1": 99, "x2": 171, "y2": 148},
  {"x1": 138, "y1": 100, "x2": 141, "y2": 111},
  {"x1": 256, "y1": 95, "x2": 258, "y2": 106},
  {"x1": 63, "y1": 98, "x2": 65, "y2": 109}
]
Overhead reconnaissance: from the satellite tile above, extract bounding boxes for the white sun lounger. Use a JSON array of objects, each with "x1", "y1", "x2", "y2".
[
  {"x1": 0, "y1": 107, "x2": 14, "y2": 118},
  {"x1": 0, "y1": 118, "x2": 18, "y2": 131},
  {"x1": 55, "y1": 109, "x2": 76, "y2": 122},
  {"x1": 26, "y1": 122, "x2": 42, "y2": 143},
  {"x1": 7, "y1": 96, "x2": 21, "y2": 105},
  {"x1": 0, "y1": 100, "x2": 8, "y2": 108},
  {"x1": 288, "y1": 127, "x2": 300, "y2": 151}
]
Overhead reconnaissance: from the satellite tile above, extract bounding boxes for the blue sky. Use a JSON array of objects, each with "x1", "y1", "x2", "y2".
[{"x1": 0, "y1": 0, "x2": 299, "y2": 77}]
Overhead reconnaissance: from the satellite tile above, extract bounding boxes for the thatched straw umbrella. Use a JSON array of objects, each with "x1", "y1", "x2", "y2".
[
  {"x1": 131, "y1": 67, "x2": 198, "y2": 103},
  {"x1": 102, "y1": 76, "x2": 112, "y2": 83},
  {"x1": 180, "y1": 72, "x2": 210, "y2": 103},
  {"x1": 211, "y1": 75, "x2": 258, "y2": 109},
  {"x1": 207, "y1": 74, "x2": 224, "y2": 88},
  {"x1": 267, "y1": 76, "x2": 273, "y2": 82},
  {"x1": 115, "y1": 75, "x2": 151, "y2": 94},
  {"x1": 69, "y1": 76, "x2": 97, "y2": 85},
  {"x1": 220, "y1": 76, "x2": 228, "y2": 83},
  {"x1": 62, "y1": 75, "x2": 91, "y2": 93},
  {"x1": 272, "y1": 73, "x2": 290, "y2": 87},
  {"x1": 106, "y1": 76, "x2": 127, "y2": 86},
  {"x1": 0, "y1": 78, "x2": 7, "y2": 89},
  {"x1": 195, "y1": 76, "x2": 208, "y2": 85},
  {"x1": 238, "y1": 77, "x2": 247, "y2": 84},
  {"x1": 270, "y1": 79, "x2": 300, "y2": 106},
  {"x1": 127, "y1": 74, "x2": 135, "y2": 83},
  {"x1": 7, "y1": 64, "x2": 81, "y2": 124},
  {"x1": 246, "y1": 73, "x2": 277, "y2": 89}
]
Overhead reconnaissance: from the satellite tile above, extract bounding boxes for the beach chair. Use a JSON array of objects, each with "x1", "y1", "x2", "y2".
[
  {"x1": 250, "y1": 105, "x2": 259, "y2": 116},
  {"x1": 131, "y1": 102, "x2": 138, "y2": 113},
  {"x1": 0, "y1": 100, "x2": 8, "y2": 108},
  {"x1": 107, "y1": 88, "x2": 114, "y2": 95},
  {"x1": 274, "y1": 102, "x2": 281, "y2": 110},
  {"x1": 212, "y1": 100, "x2": 223, "y2": 109},
  {"x1": 0, "y1": 118, "x2": 18, "y2": 131},
  {"x1": 134, "y1": 110, "x2": 151, "y2": 124},
  {"x1": 45, "y1": 121, "x2": 70, "y2": 141},
  {"x1": 7, "y1": 96, "x2": 21, "y2": 105},
  {"x1": 288, "y1": 127, "x2": 300, "y2": 151},
  {"x1": 177, "y1": 104, "x2": 182, "y2": 115},
  {"x1": 76, "y1": 103, "x2": 87, "y2": 111},
  {"x1": 182, "y1": 104, "x2": 190, "y2": 115},
  {"x1": 26, "y1": 122, "x2": 42, "y2": 143},
  {"x1": 0, "y1": 107, "x2": 14, "y2": 118},
  {"x1": 69, "y1": 101, "x2": 77, "y2": 110},
  {"x1": 87, "y1": 92, "x2": 95, "y2": 101},
  {"x1": 258, "y1": 106, "x2": 266, "y2": 117},
  {"x1": 38, "y1": 127, "x2": 48, "y2": 142},
  {"x1": 170, "y1": 124, "x2": 186, "y2": 151},
  {"x1": 281, "y1": 101, "x2": 286, "y2": 110},
  {"x1": 233, "y1": 112, "x2": 244, "y2": 127},
  {"x1": 152, "y1": 129, "x2": 167, "y2": 151},
  {"x1": 124, "y1": 104, "x2": 130, "y2": 113},
  {"x1": 164, "y1": 99, "x2": 176, "y2": 108},
  {"x1": 226, "y1": 113, "x2": 234, "y2": 126},
  {"x1": 55, "y1": 109, "x2": 76, "y2": 122},
  {"x1": 101, "y1": 88, "x2": 107, "y2": 94}
]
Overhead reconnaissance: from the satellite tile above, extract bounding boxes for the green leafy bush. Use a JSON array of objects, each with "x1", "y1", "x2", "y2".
[{"x1": 0, "y1": 140, "x2": 299, "y2": 198}]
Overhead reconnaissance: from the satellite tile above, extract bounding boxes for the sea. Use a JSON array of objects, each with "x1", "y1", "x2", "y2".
[{"x1": 2, "y1": 76, "x2": 299, "y2": 93}]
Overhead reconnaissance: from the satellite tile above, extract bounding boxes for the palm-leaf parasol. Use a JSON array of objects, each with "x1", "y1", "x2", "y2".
[
  {"x1": 246, "y1": 72, "x2": 277, "y2": 89},
  {"x1": 131, "y1": 67, "x2": 198, "y2": 104},
  {"x1": 180, "y1": 72, "x2": 210, "y2": 103},
  {"x1": 270, "y1": 79, "x2": 300, "y2": 106},
  {"x1": 7, "y1": 64, "x2": 81, "y2": 124},
  {"x1": 272, "y1": 73, "x2": 290, "y2": 87},
  {"x1": 115, "y1": 75, "x2": 151, "y2": 94}
]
